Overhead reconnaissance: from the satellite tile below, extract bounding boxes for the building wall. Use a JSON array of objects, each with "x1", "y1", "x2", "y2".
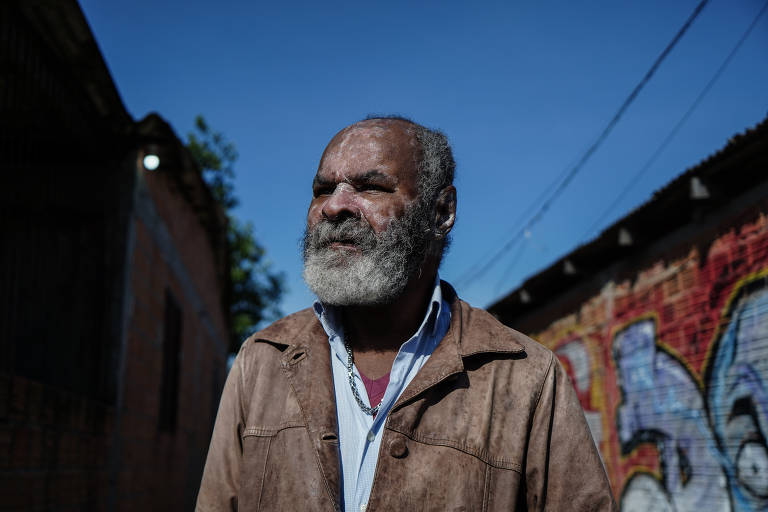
[
  {"x1": 1, "y1": 158, "x2": 229, "y2": 512},
  {"x1": 0, "y1": 4, "x2": 230, "y2": 509},
  {"x1": 114, "y1": 165, "x2": 228, "y2": 510},
  {"x1": 1, "y1": 3, "x2": 130, "y2": 509},
  {"x1": 519, "y1": 196, "x2": 768, "y2": 511},
  {"x1": 0, "y1": 376, "x2": 114, "y2": 510}
]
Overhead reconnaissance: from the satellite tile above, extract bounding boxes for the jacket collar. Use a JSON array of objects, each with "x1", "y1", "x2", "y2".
[
  {"x1": 388, "y1": 282, "x2": 526, "y2": 410},
  {"x1": 253, "y1": 281, "x2": 525, "y2": 358},
  {"x1": 252, "y1": 283, "x2": 527, "y2": 416},
  {"x1": 443, "y1": 281, "x2": 526, "y2": 358}
]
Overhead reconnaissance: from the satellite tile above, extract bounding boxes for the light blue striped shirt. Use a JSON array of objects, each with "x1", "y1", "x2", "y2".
[{"x1": 313, "y1": 277, "x2": 451, "y2": 512}]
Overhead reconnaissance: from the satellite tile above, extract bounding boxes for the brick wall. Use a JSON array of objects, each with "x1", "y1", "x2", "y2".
[
  {"x1": 114, "y1": 166, "x2": 228, "y2": 510},
  {"x1": 515, "y1": 198, "x2": 768, "y2": 511},
  {"x1": 0, "y1": 376, "x2": 113, "y2": 510}
]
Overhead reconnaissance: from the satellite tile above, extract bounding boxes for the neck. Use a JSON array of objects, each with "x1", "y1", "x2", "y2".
[{"x1": 341, "y1": 265, "x2": 438, "y2": 354}]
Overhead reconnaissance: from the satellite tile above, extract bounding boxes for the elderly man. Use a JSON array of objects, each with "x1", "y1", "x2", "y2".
[{"x1": 197, "y1": 117, "x2": 616, "y2": 511}]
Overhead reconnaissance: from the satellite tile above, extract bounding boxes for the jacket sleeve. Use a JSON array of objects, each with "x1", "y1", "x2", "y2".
[
  {"x1": 196, "y1": 347, "x2": 246, "y2": 511},
  {"x1": 524, "y1": 352, "x2": 617, "y2": 511}
]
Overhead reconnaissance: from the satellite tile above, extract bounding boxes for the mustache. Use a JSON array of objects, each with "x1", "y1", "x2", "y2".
[{"x1": 304, "y1": 217, "x2": 379, "y2": 252}]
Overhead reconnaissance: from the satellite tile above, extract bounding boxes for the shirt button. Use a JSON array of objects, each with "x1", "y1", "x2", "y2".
[
  {"x1": 360, "y1": 504, "x2": 367, "y2": 512},
  {"x1": 366, "y1": 431, "x2": 375, "y2": 442}
]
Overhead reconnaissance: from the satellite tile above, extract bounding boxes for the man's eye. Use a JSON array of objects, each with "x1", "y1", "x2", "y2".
[
  {"x1": 361, "y1": 184, "x2": 388, "y2": 192},
  {"x1": 313, "y1": 187, "x2": 333, "y2": 197}
]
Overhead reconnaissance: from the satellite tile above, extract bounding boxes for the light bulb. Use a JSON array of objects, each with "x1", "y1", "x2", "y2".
[{"x1": 143, "y1": 154, "x2": 160, "y2": 171}]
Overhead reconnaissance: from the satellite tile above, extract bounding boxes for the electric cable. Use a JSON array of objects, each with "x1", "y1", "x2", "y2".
[
  {"x1": 455, "y1": 0, "x2": 710, "y2": 290},
  {"x1": 456, "y1": 151, "x2": 586, "y2": 288},
  {"x1": 579, "y1": 0, "x2": 768, "y2": 243},
  {"x1": 493, "y1": 237, "x2": 529, "y2": 295}
]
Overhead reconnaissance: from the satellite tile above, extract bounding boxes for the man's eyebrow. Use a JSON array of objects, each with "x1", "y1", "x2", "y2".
[
  {"x1": 313, "y1": 170, "x2": 398, "y2": 188},
  {"x1": 313, "y1": 175, "x2": 334, "y2": 188},
  {"x1": 354, "y1": 170, "x2": 398, "y2": 185}
]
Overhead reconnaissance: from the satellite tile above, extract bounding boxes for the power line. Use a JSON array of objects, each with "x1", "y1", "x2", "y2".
[
  {"x1": 579, "y1": 0, "x2": 768, "y2": 243},
  {"x1": 455, "y1": 150, "x2": 585, "y2": 287},
  {"x1": 493, "y1": 236, "x2": 528, "y2": 295},
  {"x1": 455, "y1": 0, "x2": 710, "y2": 290}
]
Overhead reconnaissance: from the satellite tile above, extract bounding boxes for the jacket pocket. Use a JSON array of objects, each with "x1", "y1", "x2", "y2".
[
  {"x1": 240, "y1": 424, "x2": 320, "y2": 511},
  {"x1": 240, "y1": 428, "x2": 277, "y2": 510},
  {"x1": 483, "y1": 465, "x2": 522, "y2": 511}
]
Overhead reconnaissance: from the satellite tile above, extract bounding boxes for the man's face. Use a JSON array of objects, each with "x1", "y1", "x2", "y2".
[
  {"x1": 306, "y1": 120, "x2": 420, "y2": 236},
  {"x1": 302, "y1": 120, "x2": 433, "y2": 306}
]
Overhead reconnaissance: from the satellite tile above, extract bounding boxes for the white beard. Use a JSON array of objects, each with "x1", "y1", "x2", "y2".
[{"x1": 302, "y1": 204, "x2": 432, "y2": 306}]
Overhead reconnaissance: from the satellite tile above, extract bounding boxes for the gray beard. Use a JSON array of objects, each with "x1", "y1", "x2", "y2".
[{"x1": 302, "y1": 202, "x2": 432, "y2": 306}]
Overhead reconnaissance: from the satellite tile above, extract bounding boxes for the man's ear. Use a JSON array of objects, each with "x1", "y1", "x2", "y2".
[{"x1": 433, "y1": 186, "x2": 456, "y2": 238}]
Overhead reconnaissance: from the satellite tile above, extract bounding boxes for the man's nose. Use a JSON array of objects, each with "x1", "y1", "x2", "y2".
[{"x1": 321, "y1": 184, "x2": 359, "y2": 220}]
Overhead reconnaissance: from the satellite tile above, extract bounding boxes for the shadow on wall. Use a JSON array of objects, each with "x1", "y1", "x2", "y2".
[{"x1": 613, "y1": 276, "x2": 768, "y2": 512}]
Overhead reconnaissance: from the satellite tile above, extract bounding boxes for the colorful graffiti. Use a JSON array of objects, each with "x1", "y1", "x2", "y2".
[
  {"x1": 706, "y1": 282, "x2": 768, "y2": 511},
  {"x1": 539, "y1": 261, "x2": 768, "y2": 510},
  {"x1": 611, "y1": 277, "x2": 768, "y2": 511},
  {"x1": 524, "y1": 213, "x2": 768, "y2": 511},
  {"x1": 613, "y1": 318, "x2": 729, "y2": 511},
  {"x1": 555, "y1": 337, "x2": 606, "y2": 451}
]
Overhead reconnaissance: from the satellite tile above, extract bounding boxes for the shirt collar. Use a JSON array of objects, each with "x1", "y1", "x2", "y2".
[{"x1": 313, "y1": 274, "x2": 445, "y2": 344}]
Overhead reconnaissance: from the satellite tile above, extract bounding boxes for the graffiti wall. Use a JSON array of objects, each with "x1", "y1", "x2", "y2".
[{"x1": 532, "y1": 211, "x2": 768, "y2": 511}]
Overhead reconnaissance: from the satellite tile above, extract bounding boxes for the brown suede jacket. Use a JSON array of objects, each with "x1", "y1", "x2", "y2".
[{"x1": 197, "y1": 286, "x2": 617, "y2": 511}]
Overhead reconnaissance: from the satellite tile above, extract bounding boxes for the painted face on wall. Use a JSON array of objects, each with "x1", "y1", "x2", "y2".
[
  {"x1": 708, "y1": 287, "x2": 768, "y2": 509},
  {"x1": 307, "y1": 120, "x2": 421, "y2": 240}
]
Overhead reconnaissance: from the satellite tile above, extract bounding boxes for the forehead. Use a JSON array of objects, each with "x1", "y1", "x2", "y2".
[{"x1": 318, "y1": 121, "x2": 420, "y2": 178}]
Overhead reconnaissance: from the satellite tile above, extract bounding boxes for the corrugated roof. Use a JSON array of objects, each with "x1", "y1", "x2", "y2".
[{"x1": 488, "y1": 115, "x2": 768, "y2": 320}]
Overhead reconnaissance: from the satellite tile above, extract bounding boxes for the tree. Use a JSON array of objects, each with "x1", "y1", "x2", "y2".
[{"x1": 187, "y1": 115, "x2": 284, "y2": 353}]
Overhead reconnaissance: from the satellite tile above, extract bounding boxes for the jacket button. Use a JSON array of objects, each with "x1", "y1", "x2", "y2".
[{"x1": 389, "y1": 437, "x2": 408, "y2": 458}]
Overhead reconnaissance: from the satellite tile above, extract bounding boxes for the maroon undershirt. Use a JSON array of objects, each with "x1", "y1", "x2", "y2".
[{"x1": 359, "y1": 371, "x2": 390, "y2": 417}]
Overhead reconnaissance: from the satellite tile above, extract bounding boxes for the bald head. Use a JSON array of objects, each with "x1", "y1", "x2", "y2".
[{"x1": 326, "y1": 118, "x2": 420, "y2": 149}]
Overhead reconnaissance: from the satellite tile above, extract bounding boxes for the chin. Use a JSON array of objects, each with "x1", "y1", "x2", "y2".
[{"x1": 302, "y1": 261, "x2": 407, "y2": 307}]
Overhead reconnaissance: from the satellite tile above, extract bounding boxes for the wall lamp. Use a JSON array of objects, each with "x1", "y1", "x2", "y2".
[{"x1": 143, "y1": 153, "x2": 160, "y2": 171}]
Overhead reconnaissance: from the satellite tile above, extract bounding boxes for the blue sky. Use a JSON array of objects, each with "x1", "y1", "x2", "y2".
[{"x1": 79, "y1": 0, "x2": 768, "y2": 319}]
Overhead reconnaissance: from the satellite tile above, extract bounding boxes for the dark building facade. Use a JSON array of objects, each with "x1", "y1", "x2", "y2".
[
  {"x1": 490, "y1": 118, "x2": 768, "y2": 511},
  {"x1": 1, "y1": 1, "x2": 229, "y2": 509}
]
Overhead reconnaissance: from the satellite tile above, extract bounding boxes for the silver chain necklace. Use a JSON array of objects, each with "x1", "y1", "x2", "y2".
[{"x1": 343, "y1": 337, "x2": 380, "y2": 416}]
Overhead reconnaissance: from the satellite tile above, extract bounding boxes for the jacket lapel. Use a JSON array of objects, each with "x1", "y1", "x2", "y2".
[
  {"x1": 391, "y1": 291, "x2": 466, "y2": 411},
  {"x1": 391, "y1": 286, "x2": 526, "y2": 412},
  {"x1": 279, "y1": 318, "x2": 342, "y2": 510}
]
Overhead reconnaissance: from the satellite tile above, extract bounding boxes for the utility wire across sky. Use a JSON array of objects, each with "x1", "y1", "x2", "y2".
[
  {"x1": 454, "y1": 0, "x2": 711, "y2": 291},
  {"x1": 578, "y1": 0, "x2": 768, "y2": 245}
]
